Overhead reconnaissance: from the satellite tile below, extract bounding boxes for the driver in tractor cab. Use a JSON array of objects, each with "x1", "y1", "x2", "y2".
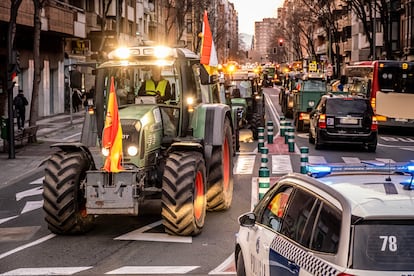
[{"x1": 138, "y1": 66, "x2": 172, "y2": 102}]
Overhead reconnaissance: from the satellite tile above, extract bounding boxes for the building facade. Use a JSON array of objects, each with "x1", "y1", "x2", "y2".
[{"x1": 0, "y1": 0, "x2": 239, "y2": 122}]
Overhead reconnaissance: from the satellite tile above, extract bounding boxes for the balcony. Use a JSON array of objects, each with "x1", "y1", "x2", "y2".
[{"x1": 45, "y1": 5, "x2": 75, "y2": 35}]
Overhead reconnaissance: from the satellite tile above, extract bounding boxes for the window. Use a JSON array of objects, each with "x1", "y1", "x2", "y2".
[
  {"x1": 261, "y1": 187, "x2": 293, "y2": 231},
  {"x1": 310, "y1": 202, "x2": 341, "y2": 253},
  {"x1": 280, "y1": 189, "x2": 318, "y2": 244},
  {"x1": 353, "y1": 221, "x2": 414, "y2": 270}
]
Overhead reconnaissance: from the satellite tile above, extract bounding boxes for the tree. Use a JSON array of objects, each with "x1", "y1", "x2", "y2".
[
  {"x1": 29, "y1": 0, "x2": 47, "y2": 127},
  {"x1": 5, "y1": 0, "x2": 23, "y2": 159}
]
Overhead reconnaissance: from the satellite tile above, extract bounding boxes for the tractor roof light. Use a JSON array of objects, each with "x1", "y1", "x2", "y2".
[
  {"x1": 154, "y1": 46, "x2": 172, "y2": 59},
  {"x1": 114, "y1": 47, "x2": 131, "y2": 59}
]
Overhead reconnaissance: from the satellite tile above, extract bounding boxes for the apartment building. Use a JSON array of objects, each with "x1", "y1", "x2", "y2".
[
  {"x1": 273, "y1": 0, "x2": 413, "y2": 75},
  {"x1": 254, "y1": 18, "x2": 279, "y2": 63},
  {"x1": 0, "y1": 0, "x2": 240, "y2": 122}
]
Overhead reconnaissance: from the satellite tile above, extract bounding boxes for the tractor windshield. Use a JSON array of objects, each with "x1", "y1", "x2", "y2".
[{"x1": 96, "y1": 64, "x2": 180, "y2": 106}]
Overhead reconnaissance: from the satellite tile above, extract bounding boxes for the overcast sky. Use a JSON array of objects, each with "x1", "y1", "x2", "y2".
[{"x1": 231, "y1": 0, "x2": 283, "y2": 35}]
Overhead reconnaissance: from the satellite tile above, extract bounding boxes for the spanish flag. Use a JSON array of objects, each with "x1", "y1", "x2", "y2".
[
  {"x1": 103, "y1": 77, "x2": 123, "y2": 172},
  {"x1": 200, "y1": 10, "x2": 218, "y2": 67}
]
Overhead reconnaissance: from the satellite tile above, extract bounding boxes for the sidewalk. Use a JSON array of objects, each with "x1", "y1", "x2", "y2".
[{"x1": 0, "y1": 112, "x2": 85, "y2": 188}]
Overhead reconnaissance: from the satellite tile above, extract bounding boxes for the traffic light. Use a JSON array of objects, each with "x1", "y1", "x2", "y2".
[
  {"x1": 278, "y1": 39, "x2": 284, "y2": 47},
  {"x1": 7, "y1": 50, "x2": 20, "y2": 90}
]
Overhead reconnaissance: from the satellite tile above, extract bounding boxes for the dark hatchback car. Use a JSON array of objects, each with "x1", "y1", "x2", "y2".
[{"x1": 308, "y1": 94, "x2": 378, "y2": 151}]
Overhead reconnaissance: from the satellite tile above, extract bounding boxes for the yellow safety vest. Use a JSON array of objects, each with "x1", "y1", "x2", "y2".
[{"x1": 145, "y1": 79, "x2": 168, "y2": 96}]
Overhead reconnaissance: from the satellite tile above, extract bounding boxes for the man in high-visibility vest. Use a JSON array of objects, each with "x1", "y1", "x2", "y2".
[{"x1": 138, "y1": 67, "x2": 172, "y2": 102}]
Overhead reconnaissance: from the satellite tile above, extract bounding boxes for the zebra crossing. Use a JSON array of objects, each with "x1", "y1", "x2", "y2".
[{"x1": 234, "y1": 153, "x2": 412, "y2": 175}]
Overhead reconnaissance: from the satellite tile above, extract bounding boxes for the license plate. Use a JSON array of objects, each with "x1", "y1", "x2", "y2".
[
  {"x1": 340, "y1": 118, "x2": 358, "y2": 124},
  {"x1": 395, "y1": 118, "x2": 408, "y2": 122}
]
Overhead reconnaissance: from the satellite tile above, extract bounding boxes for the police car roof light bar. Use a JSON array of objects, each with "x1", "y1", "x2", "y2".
[{"x1": 306, "y1": 161, "x2": 414, "y2": 179}]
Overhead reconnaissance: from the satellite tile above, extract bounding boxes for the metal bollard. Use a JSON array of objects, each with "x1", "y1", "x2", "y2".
[
  {"x1": 258, "y1": 127, "x2": 265, "y2": 150},
  {"x1": 260, "y1": 147, "x2": 269, "y2": 168},
  {"x1": 267, "y1": 121, "x2": 274, "y2": 144},
  {"x1": 280, "y1": 116, "x2": 286, "y2": 137},
  {"x1": 258, "y1": 167, "x2": 270, "y2": 200},
  {"x1": 300, "y1": 147, "x2": 309, "y2": 174},
  {"x1": 288, "y1": 128, "x2": 295, "y2": 152}
]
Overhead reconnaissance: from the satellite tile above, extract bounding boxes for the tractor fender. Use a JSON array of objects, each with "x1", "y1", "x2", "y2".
[
  {"x1": 168, "y1": 141, "x2": 204, "y2": 153},
  {"x1": 202, "y1": 104, "x2": 233, "y2": 147},
  {"x1": 50, "y1": 142, "x2": 97, "y2": 170}
]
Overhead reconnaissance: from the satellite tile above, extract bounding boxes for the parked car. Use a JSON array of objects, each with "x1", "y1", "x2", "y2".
[
  {"x1": 308, "y1": 94, "x2": 378, "y2": 151},
  {"x1": 235, "y1": 162, "x2": 414, "y2": 276}
]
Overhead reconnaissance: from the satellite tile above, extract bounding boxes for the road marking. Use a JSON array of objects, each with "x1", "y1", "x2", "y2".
[
  {"x1": 381, "y1": 136, "x2": 414, "y2": 142},
  {"x1": 114, "y1": 220, "x2": 192, "y2": 243},
  {"x1": 15, "y1": 186, "x2": 42, "y2": 201},
  {"x1": 376, "y1": 158, "x2": 396, "y2": 164},
  {"x1": 63, "y1": 132, "x2": 81, "y2": 141},
  {"x1": 342, "y1": 157, "x2": 360, "y2": 163},
  {"x1": 105, "y1": 266, "x2": 199, "y2": 274},
  {"x1": 308, "y1": 155, "x2": 327, "y2": 164},
  {"x1": 209, "y1": 253, "x2": 235, "y2": 275},
  {"x1": 0, "y1": 216, "x2": 18, "y2": 225},
  {"x1": 1, "y1": 267, "x2": 92, "y2": 275},
  {"x1": 29, "y1": 177, "x2": 44, "y2": 185},
  {"x1": 234, "y1": 155, "x2": 256, "y2": 175},
  {"x1": 271, "y1": 155, "x2": 293, "y2": 174},
  {"x1": 21, "y1": 200, "x2": 43, "y2": 214},
  {"x1": 0, "y1": 234, "x2": 55, "y2": 260}
]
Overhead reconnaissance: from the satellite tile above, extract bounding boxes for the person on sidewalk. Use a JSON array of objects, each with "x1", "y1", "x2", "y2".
[
  {"x1": 72, "y1": 89, "x2": 83, "y2": 112},
  {"x1": 13, "y1": 89, "x2": 28, "y2": 131}
]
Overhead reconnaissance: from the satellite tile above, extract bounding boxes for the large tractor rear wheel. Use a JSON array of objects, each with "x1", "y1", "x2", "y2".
[
  {"x1": 251, "y1": 113, "x2": 264, "y2": 140},
  {"x1": 207, "y1": 119, "x2": 234, "y2": 211},
  {"x1": 162, "y1": 151, "x2": 206, "y2": 236},
  {"x1": 43, "y1": 151, "x2": 94, "y2": 234}
]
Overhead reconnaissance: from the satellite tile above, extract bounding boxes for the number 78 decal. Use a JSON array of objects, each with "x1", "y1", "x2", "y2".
[{"x1": 379, "y1": 236, "x2": 398, "y2": 252}]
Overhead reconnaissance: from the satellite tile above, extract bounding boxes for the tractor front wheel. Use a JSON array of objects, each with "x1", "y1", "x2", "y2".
[
  {"x1": 43, "y1": 151, "x2": 94, "y2": 234},
  {"x1": 162, "y1": 151, "x2": 207, "y2": 236}
]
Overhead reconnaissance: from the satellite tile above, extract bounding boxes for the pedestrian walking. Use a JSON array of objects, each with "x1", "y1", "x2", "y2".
[
  {"x1": 13, "y1": 89, "x2": 28, "y2": 131},
  {"x1": 72, "y1": 89, "x2": 82, "y2": 112}
]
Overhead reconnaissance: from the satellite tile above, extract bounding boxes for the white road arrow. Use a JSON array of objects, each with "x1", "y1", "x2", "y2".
[{"x1": 16, "y1": 186, "x2": 42, "y2": 201}]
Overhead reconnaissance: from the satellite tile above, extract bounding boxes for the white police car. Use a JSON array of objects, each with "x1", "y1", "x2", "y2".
[{"x1": 235, "y1": 162, "x2": 414, "y2": 276}]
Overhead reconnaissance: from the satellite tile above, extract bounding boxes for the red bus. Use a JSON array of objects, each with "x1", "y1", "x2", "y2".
[{"x1": 345, "y1": 60, "x2": 414, "y2": 128}]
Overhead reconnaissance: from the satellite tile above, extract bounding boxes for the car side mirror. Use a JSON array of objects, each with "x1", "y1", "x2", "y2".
[{"x1": 238, "y1": 212, "x2": 256, "y2": 227}]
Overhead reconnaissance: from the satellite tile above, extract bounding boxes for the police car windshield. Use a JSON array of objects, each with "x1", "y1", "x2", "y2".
[{"x1": 353, "y1": 222, "x2": 414, "y2": 271}]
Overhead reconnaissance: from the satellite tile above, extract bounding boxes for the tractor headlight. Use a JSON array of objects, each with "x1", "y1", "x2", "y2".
[
  {"x1": 127, "y1": 145, "x2": 138, "y2": 156},
  {"x1": 102, "y1": 147, "x2": 110, "y2": 157}
]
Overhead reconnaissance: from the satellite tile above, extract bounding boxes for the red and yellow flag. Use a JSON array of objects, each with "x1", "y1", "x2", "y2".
[
  {"x1": 103, "y1": 76, "x2": 123, "y2": 172},
  {"x1": 200, "y1": 10, "x2": 218, "y2": 67}
]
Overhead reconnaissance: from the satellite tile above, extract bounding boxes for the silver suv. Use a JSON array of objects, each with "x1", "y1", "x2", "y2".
[{"x1": 235, "y1": 162, "x2": 414, "y2": 276}]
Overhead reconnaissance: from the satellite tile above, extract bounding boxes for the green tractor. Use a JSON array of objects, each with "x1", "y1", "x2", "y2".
[
  {"x1": 42, "y1": 46, "x2": 235, "y2": 236},
  {"x1": 292, "y1": 72, "x2": 327, "y2": 131},
  {"x1": 223, "y1": 70, "x2": 265, "y2": 142}
]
